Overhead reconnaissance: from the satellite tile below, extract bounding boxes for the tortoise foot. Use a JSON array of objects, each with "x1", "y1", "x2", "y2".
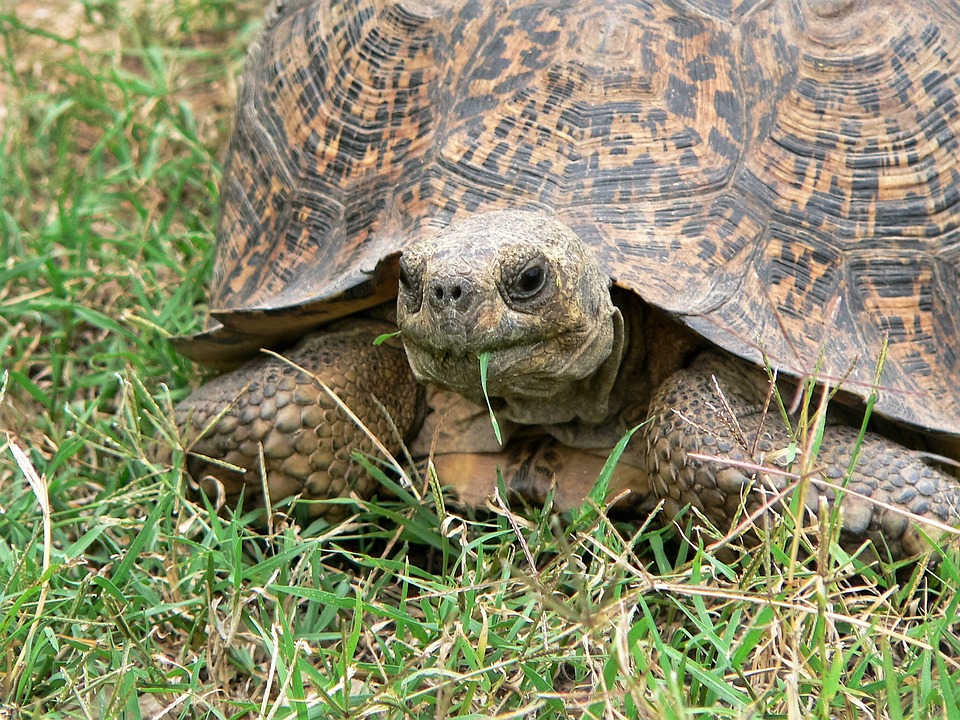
[
  {"x1": 644, "y1": 353, "x2": 960, "y2": 559},
  {"x1": 175, "y1": 320, "x2": 424, "y2": 517}
]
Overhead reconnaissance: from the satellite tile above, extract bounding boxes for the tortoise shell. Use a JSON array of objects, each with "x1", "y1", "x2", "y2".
[{"x1": 178, "y1": 0, "x2": 960, "y2": 437}]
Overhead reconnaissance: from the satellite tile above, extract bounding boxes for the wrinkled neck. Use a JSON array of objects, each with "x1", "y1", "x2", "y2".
[
  {"x1": 499, "y1": 291, "x2": 704, "y2": 451},
  {"x1": 497, "y1": 304, "x2": 628, "y2": 427}
]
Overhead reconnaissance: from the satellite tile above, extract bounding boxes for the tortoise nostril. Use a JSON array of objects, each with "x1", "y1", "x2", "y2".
[{"x1": 428, "y1": 277, "x2": 472, "y2": 311}]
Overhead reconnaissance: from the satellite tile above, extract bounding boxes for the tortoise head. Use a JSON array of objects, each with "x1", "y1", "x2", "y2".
[{"x1": 397, "y1": 210, "x2": 624, "y2": 426}]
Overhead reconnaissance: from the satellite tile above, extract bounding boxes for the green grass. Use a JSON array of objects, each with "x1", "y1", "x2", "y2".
[{"x1": 1, "y1": 2, "x2": 959, "y2": 718}]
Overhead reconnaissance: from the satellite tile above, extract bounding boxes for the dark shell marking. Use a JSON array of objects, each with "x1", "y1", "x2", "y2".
[{"x1": 182, "y1": 0, "x2": 960, "y2": 436}]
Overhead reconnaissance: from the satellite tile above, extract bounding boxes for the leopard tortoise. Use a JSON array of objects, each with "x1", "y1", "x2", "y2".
[{"x1": 174, "y1": 0, "x2": 960, "y2": 559}]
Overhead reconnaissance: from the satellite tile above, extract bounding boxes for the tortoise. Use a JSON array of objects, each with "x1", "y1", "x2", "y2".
[{"x1": 174, "y1": 0, "x2": 960, "y2": 559}]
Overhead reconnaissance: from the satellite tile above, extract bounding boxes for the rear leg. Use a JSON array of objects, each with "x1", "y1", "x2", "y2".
[
  {"x1": 428, "y1": 438, "x2": 653, "y2": 512},
  {"x1": 642, "y1": 352, "x2": 960, "y2": 558},
  {"x1": 175, "y1": 320, "x2": 426, "y2": 517},
  {"x1": 413, "y1": 389, "x2": 654, "y2": 513}
]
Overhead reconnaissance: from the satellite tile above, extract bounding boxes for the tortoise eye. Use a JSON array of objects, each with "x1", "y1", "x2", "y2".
[{"x1": 510, "y1": 261, "x2": 547, "y2": 300}]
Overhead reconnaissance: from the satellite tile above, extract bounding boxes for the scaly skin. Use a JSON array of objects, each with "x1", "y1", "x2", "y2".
[
  {"x1": 175, "y1": 320, "x2": 424, "y2": 517},
  {"x1": 640, "y1": 353, "x2": 960, "y2": 559}
]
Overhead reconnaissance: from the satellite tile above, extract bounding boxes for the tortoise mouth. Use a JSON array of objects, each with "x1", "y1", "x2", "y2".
[
  {"x1": 400, "y1": 314, "x2": 562, "y2": 359},
  {"x1": 400, "y1": 316, "x2": 620, "y2": 406},
  {"x1": 400, "y1": 326, "x2": 566, "y2": 401}
]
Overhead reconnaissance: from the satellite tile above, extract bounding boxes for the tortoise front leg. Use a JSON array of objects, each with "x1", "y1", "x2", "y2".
[
  {"x1": 175, "y1": 320, "x2": 425, "y2": 517},
  {"x1": 642, "y1": 352, "x2": 960, "y2": 558}
]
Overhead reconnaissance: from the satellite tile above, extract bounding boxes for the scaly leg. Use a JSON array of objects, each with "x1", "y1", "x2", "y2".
[
  {"x1": 641, "y1": 352, "x2": 960, "y2": 558},
  {"x1": 175, "y1": 320, "x2": 425, "y2": 517}
]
